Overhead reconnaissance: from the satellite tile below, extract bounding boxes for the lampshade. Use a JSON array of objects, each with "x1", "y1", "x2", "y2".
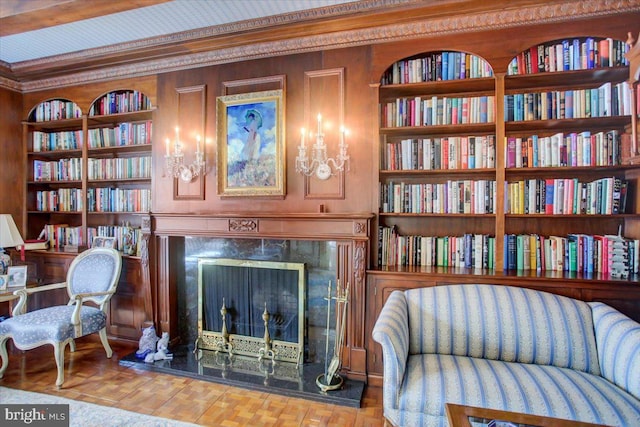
[{"x1": 0, "y1": 214, "x2": 24, "y2": 249}]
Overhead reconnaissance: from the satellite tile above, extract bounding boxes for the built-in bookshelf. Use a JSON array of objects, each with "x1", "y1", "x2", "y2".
[
  {"x1": 24, "y1": 99, "x2": 84, "y2": 251},
  {"x1": 23, "y1": 90, "x2": 153, "y2": 255},
  {"x1": 504, "y1": 37, "x2": 638, "y2": 280},
  {"x1": 375, "y1": 38, "x2": 639, "y2": 281},
  {"x1": 377, "y1": 50, "x2": 497, "y2": 272}
]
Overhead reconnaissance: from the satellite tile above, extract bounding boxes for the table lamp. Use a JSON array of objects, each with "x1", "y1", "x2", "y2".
[{"x1": 0, "y1": 214, "x2": 24, "y2": 275}]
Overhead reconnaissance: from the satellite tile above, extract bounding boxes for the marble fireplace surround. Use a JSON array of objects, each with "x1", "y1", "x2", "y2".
[{"x1": 151, "y1": 212, "x2": 374, "y2": 381}]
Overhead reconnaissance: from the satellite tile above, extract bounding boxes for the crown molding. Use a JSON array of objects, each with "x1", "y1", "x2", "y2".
[
  {"x1": 3, "y1": 0, "x2": 640, "y2": 92},
  {"x1": 0, "y1": 75, "x2": 21, "y2": 92},
  {"x1": 7, "y1": 0, "x2": 411, "y2": 71}
]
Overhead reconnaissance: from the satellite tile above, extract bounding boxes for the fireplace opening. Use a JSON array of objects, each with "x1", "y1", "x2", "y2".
[{"x1": 197, "y1": 258, "x2": 306, "y2": 364}]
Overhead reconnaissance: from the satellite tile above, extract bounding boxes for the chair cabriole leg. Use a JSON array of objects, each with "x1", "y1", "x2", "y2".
[
  {"x1": 53, "y1": 342, "x2": 66, "y2": 387},
  {"x1": 99, "y1": 328, "x2": 113, "y2": 358}
]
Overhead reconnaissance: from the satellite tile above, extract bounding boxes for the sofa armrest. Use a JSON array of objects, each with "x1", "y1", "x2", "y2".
[
  {"x1": 372, "y1": 290, "x2": 410, "y2": 412},
  {"x1": 589, "y1": 302, "x2": 640, "y2": 400}
]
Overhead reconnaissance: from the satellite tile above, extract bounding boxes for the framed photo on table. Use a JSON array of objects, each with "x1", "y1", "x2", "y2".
[
  {"x1": 216, "y1": 89, "x2": 285, "y2": 198},
  {"x1": 91, "y1": 236, "x2": 116, "y2": 249},
  {"x1": 7, "y1": 266, "x2": 27, "y2": 288}
]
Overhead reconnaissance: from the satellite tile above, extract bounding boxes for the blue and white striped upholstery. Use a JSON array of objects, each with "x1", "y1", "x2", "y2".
[
  {"x1": 397, "y1": 354, "x2": 640, "y2": 427},
  {"x1": 372, "y1": 284, "x2": 640, "y2": 427},
  {"x1": 590, "y1": 301, "x2": 640, "y2": 401},
  {"x1": 405, "y1": 285, "x2": 600, "y2": 374},
  {"x1": 372, "y1": 290, "x2": 410, "y2": 415}
]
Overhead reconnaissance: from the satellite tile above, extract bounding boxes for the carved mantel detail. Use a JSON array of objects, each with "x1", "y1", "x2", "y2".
[
  {"x1": 353, "y1": 240, "x2": 366, "y2": 286},
  {"x1": 229, "y1": 219, "x2": 258, "y2": 232}
]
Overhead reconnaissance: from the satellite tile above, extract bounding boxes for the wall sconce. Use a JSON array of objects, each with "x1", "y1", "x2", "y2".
[
  {"x1": 295, "y1": 114, "x2": 349, "y2": 180},
  {"x1": 164, "y1": 127, "x2": 206, "y2": 182}
]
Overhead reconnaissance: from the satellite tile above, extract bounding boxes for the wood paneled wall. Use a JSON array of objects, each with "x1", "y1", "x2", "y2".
[
  {"x1": 152, "y1": 47, "x2": 375, "y2": 216},
  {"x1": 0, "y1": 86, "x2": 23, "y2": 228}
]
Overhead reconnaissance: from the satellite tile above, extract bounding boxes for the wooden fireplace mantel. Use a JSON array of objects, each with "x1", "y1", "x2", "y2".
[
  {"x1": 151, "y1": 212, "x2": 375, "y2": 381},
  {"x1": 152, "y1": 212, "x2": 374, "y2": 240}
]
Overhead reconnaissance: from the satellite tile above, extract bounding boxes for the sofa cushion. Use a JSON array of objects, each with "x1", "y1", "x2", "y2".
[
  {"x1": 393, "y1": 354, "x2": 640, "y2": 427},
  {"x1": 405, "y1": 284, "x2": 600, "y2": 374}
]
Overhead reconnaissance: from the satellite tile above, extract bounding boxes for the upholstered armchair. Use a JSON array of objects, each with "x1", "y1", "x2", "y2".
[{"x1": 0, "y1": 247, "x2": 122, "y2": 387}]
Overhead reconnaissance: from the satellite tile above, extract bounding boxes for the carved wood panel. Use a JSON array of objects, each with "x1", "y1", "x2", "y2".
[
  {"x1": 303, "y1": 68, "x2": 346, "y2": 199},
  {"x1": 173, "y1": 84, "x2": 207, "y2": 200}
]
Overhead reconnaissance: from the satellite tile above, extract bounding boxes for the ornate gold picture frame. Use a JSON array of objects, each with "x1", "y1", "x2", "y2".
[{"x1": 216, "y1": 89, "x2": 285, "y2": 198}]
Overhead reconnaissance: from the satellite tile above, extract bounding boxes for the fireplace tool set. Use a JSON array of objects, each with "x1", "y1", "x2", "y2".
[{"x1": 316, "y1": 280, "x2": 350, "y2": 392}]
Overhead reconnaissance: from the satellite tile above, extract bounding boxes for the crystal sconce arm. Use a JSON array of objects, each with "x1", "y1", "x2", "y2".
[{"x1": 164, "y1": 127, "x2": 206, "y2": 182}]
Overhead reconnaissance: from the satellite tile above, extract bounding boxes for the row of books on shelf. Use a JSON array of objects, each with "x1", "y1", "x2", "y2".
[
  {"x1": 505, "y1": 131, "x2": 622, "y2": 168},
  {"x1": 504, "y1": 233, "x2": 638, "y2": 278},
  {"x1": 87, "y1": 121, "x2": 152, "y2": 148},
  {"x1": 86, "y1": 188, "x2": 151, "y2": 213},
  {"x1": 381, "y1": 95, "x2": 495, "y2": 128},
  {"x1": 506, "y1": 177, "x2": 628, "y2": 215},
  {"x1": 383, "y1": 135, "x2": 496, "y2": 170},
  {"x1": 507, "y1": 37, "x2": 629, "y2": 75},
  {"x1": 39, "y1": 224, "x2": 83, "y2": 249},
  {"x1": 87, "y1": 156, "x2": 152, "y2": 180},
  {"x1": 378, "y1": 226, "x2": 495, "y2": 269},
  {"x1": 381, "y1": 51, "x2": 493, "y2": 85},
  {"x1": 89, "y1": 91, "x2": 152, "y2": 116},
  {"x1": 380, "y1": 180, "x2": 496, "y2": 214},
  {"x1": 38, "y1": 224, "x2": 142, "y2": 255},
  {"x1": 504, "y1": 81, "x2": 633, "y2": 122},
  {"x1": 32, "y1": 130, "x2": 82, "y2": 152},
  {"x1": 32, "y1": 100, "x2": 82, "y2": 122},
  {"x1": 33, "y1": 158, "x2": 82, "y2": 182},
  {"x1": 35, "y1": 189, "x2": 83, "y2": 212},
  {"x1": 377, "y1": 226, "x2": 640, "y2": 278}
]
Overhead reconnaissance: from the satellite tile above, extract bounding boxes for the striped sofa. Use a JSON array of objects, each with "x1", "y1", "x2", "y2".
[{"x1": 372, "y1": 284, "x2": 640, "y2": 427}]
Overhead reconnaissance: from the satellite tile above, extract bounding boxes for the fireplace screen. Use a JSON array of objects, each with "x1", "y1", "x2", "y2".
[{"x1": 197, "y1": 258, "x2": 306, "y2": 364}]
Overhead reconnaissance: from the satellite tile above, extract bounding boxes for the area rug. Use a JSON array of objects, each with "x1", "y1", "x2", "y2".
[{"x1": 0, "y1": 386, "x2": 200, "y2": 427}]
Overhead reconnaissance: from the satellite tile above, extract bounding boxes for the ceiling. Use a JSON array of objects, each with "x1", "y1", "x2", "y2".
[
  {"x1": 1, "y1": 0, "x2": 610, "y2": 89},
  {"x1": 0, "y1": 0, "x2": 362, "y2": 63}
]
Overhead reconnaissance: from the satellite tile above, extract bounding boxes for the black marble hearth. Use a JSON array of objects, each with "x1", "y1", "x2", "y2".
[{"x1": 120, "y1": 345, "x2": 364, "y2": 408}]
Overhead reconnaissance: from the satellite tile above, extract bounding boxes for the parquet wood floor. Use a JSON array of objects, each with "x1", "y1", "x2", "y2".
[{"x1": 0, "y1": 336, "x2": 385, "y2": 426}]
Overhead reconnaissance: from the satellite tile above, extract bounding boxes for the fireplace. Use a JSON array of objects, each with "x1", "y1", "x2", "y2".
[
  {"x1": 196, "y1": 258, "x2": 306, "y2": 364},
  {"x1": 122, "y1": 212, "x2": 373, "y2": 406},
  {"x1": 151, "y1": 212, "x2": 374, "y2": 381},
  {"x1": 180, "y1": 237, "x2": 337, "y2": 365}
]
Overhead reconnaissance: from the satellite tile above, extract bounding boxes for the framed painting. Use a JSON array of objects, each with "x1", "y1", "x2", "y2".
[{"x1": 216, "y1": 89, "x2": 285, "y2": 197}]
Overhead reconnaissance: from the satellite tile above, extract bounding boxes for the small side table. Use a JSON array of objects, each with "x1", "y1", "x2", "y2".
[
  {"x1": 0, "y1": 286, "x2": 26, "y2": 316},
  {"x1": 445, "y1": 403, "x2": 606, "y2": 427}
]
